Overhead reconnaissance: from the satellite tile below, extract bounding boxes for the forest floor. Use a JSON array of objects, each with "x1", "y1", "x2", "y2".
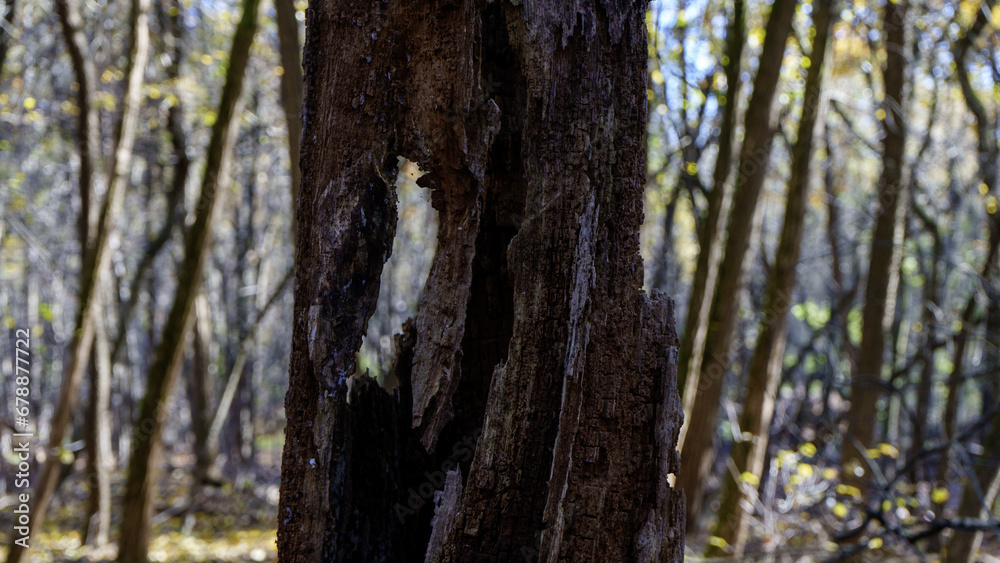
[
  {"x1": 0, "y1": 437, "x2": 283, "y2": 562},
  {"x1": 2, "y1": 438, "x2": 998, "y2": 561}
]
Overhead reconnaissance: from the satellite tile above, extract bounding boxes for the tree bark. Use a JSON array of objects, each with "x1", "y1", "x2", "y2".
[
  {"x1": 277, "y1": 0, "x2": 685, "y2": 561},
  {"x1": 116, "y1": 0, "x2": 259, "y2": 559},
  {"x1": 707, "y1": 0, "x2": 834, "y2": 555},
  {"x1": 675, "y1": 0, "x2": 797, "y2": 532},
  {"x1": 675, "y1": 0, "x2": 744, "y2": 396},
  {"x1": 5, "y1": 1, "x2": 149, "y2": 560},
  {"x1": 840, "y1": 0, "x2": 910, "y2": 498}
]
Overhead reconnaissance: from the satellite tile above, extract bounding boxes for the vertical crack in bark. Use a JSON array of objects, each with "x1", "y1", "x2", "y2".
[
  {"x1": 540, "y1": 190, "x2": 598, "y2": 555},
  {"x1": 402, "y1": 0, "x2": 501, "y2": 453}
]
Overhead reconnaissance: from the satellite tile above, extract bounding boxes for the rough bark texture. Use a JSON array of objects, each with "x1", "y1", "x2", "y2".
[
  {"x1": 277, "y1": 0, "x2": 684, "y2": 561},
  {"x1": 403, "y1": 0, "x2": 500, "y2": 452},
  {"x1": 840, "y1": 0, "x2": 910, "y2": 491},
  {"x1": 675, "y1": 0, "x2": 796, "y2": 531},
  {"x1": 676, "y1": 0, "x2": 744, "y2": 396},
  {"x1": 276, "y1": 0, "x2": 404, "y2": 558},
  {"x1": 116, "y1": 0, "x2": 258, "y2": 559},
  {"x1": 5, "y1": 1, "x2": 148, "y2": 559},
  {"x1": 707, "y1": 0, "x2": 834, "y2": 554}
]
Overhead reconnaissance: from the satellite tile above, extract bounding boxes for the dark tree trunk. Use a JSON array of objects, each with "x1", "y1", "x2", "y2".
[{"x1": 277, "y1": 0, "x2": 684, "y2": 561}]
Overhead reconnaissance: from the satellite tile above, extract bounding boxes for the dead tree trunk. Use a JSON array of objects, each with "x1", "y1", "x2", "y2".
[{"x1": 277, "y1": 0, "x2": 685, "y2": 561}]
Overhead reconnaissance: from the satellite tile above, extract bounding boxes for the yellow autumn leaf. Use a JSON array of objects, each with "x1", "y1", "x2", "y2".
[
  {"x1": 708, "y1": 536, "x2": 729, "y2": 548},
  {"x1": 878, "y1": 443, "x2": 898, "y2": 458},
  {"x1": 932, "y1": 487, "x2": 949, "y2": 504}
]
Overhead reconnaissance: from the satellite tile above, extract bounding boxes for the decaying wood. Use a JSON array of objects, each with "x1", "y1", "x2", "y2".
[{"x1": 278, "y1": 0, "x2": 684, "y2": 561}]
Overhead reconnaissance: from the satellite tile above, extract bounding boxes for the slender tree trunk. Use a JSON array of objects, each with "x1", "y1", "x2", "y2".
[
  {"x1": 83, "y1": 285, "x2": 113, "y2": 547},
  {"x1": 277, "y1": 0, "x2": 685, "y2": 560},
  {"x1": 676, "y1": 0, "x2": 744, "y2": 395},
  {"x1": 910, "y1": 194, "x2": 942, "y2": 481},
  {"x1": 274, "y1": 0, "x2": 302, "y2": 240},
  {"x1": 5, "y1": 1, "x2": 149, "y2": 560},
  {"x1": 840, "y1": 0, "x2": 910, "y2": 495},
  {"x1": 184, "y1": 272, "x2": 291, "y2": 532},
  {"x1": 189, "y1": 293, "x2": 214, "y2": 471},
  {"x1": 110, "y1": 0, "x2": 189, "y2": 367},
  {"x1": 707, "y1": 0, "x2": 833, "y2": 554},
  {"x1": 116, "y1": 0, "x2": 259, "y2": 559},
  {"x1": 650, "y1": 186, "x2": 679, "y2": 293},
  {"x1": 675, "y1": 0, "x2": 797, "y2": 531},
  {"x1": 180, "y1": 293, "x2": 215, "y2": 532}
]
